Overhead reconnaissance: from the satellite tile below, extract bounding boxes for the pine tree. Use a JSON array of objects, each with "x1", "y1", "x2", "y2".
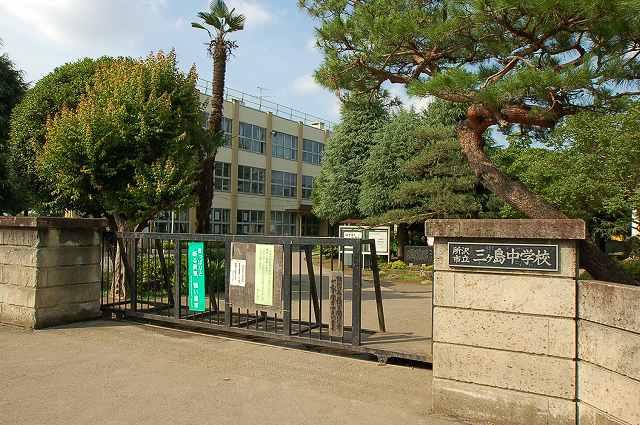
[
  {"x1": 494, "y1": 102, "x2": 640, "y2": 242},
  {"x1": 301, "y1": 0, "x2": 640, "y2": 283}
]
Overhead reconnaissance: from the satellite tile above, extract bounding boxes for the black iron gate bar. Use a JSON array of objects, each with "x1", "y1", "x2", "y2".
[{"x1": 100, "y1": 232, "x2": 421, "y2": 361}]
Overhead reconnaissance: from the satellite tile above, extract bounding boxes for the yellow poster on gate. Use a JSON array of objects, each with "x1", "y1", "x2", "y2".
[{"x1": 254, "y1": 244, "x2": 274, "y2": 306}]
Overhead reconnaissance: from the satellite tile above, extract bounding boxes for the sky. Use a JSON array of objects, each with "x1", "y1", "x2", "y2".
[{"x1": 0, "y1": 0, "x2": 428, "y2": 126}]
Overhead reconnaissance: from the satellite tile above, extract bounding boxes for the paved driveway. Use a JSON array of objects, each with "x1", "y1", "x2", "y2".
[{"x1": 0, "y1": 321, "x2": 463, "y2": 425}]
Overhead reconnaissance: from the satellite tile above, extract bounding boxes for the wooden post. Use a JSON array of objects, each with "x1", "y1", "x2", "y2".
[
  {"x1": 329, "y1": 271, "x2": 344, "y2": 337},
  {"x1": 224, "y1": 240, "x2": 232, "y2": 325},
  {"x1": 283, "y1": 243, "x2": 292, "y2": 335},
  {"x1": 351, "y1": 242, "x2": 362, "y2": 346},
  {"x1": 370, "y1": 241, "x2": 386, "y2": 332},
  {"x1": 303, "y1": 245, "x2": 322, "y2": 324}
]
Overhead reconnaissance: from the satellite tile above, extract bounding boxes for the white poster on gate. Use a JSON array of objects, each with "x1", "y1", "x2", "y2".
[{"x1": 230, "y1": 259, "x2": 246, "y2": 287}]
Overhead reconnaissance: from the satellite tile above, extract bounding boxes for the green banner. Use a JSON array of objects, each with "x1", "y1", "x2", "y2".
[{"x1": 188, "y1": 241, "x2": 206, "y2": 312}]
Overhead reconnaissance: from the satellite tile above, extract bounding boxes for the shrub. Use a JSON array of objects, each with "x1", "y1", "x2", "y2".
[
  {"x1": 620, "y1": 257, "x2": 640, "y2": 281},
  {"x1": 626, "y1": 237, "x2": 640, "y2": 258},
  {"x1": 578, "y1": 270, "x2": 594, "y2": 280},
  {"x1": 313, "y1": 245, "x2": 339, "y2": 259},
  {"x1": 389, "y1": 260, "x2": 408, "y2": 270},
  {"x1": 138, "y1": 242, "x2": 226, "y2": 297}
]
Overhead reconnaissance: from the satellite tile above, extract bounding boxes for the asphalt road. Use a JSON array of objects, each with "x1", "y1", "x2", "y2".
[{"x1": 0, "y1": 320, "x2": 463, "y2": 425}]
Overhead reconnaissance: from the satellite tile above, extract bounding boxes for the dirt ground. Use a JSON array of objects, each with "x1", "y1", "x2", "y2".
[{"x1": 0, "y1": 320, "x2": 462, "y2": 425}]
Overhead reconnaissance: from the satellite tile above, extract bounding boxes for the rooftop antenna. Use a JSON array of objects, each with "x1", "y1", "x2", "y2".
[{"x1": 256, "y1": 86, "x2": 272, "y2": 110}]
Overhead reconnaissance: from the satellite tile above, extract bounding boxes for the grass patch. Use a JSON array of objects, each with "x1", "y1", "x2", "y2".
[{"x1": 379, "y1": 263, "x2": 433, "y2": 284}]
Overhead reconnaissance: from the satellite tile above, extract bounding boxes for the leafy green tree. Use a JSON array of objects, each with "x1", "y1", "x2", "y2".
[
  {"x1": 495, "y1": 103, "x2": 640, "y2": 242},
  {"x1": 313, "y1": 93, "x2": 389, "y2": 223},
  {"x1": 360, "y1": 100, "x2": 501, "y2": 256},
  {"x1": 360, "y1": 100, "x2": 485, "y2": 220},
  {"x1": 8, "y1": 57, "x2": 112, "y2": 212},
  {"x1": 37, "y1": 51, "x2": 201, "y2": 233},
  {"x1": 192, "y1": 0, "x2": 245, "y2": 233},
  {"x1": 37, "y1": 51, "x2": 202, "y2": 296},
  {"x1": 358, "y1": 109, "x2": 423, "y2": 219},
  {"x1": 0, "y1": 50, "x2": 27, "y2": 213},
  {"x1": 301, "y1": 0, "x2": 640, "y2": 283}
]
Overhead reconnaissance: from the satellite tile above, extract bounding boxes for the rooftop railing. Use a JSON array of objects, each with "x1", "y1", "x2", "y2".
[{"x1": 197, "y1": 79, "x2": 335, "y2": 131}]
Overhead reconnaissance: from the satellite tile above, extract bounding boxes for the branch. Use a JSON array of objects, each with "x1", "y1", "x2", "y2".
[
  {"x1": 482, "y1": 57, "x2": 520, "y2": 88},
  {"x1": 355, "y1": 57, "x2": 412, "y2": 84},
  {"x1": 500, "y1": 104, "x2": 564, "y2": 128},
  {"x1": 604, "y1": 91, "x2": 640, "y2": 99}
]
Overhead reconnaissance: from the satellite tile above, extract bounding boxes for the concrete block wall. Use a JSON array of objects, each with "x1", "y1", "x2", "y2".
[
  {"x1": 577, "y1": 280, "x2": 640, "y2": 425},
  {"x1": 0, "y1": 217, "x2": 105, "y2": 329},
  {"x1": 428, "y1": 219, "x2": 585, "y2": 425}
]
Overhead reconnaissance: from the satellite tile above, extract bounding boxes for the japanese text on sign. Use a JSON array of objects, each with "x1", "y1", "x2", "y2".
[
  {"x1": 188, "y1": 242, "x2": 206, "y2": 312},
  {"x1": 254, "y1": 244, "x2": 275, "y2": 306},
  {"x1": 448, "y1": 242, "x2": 558, "y2": 271},
  {"x1": 230, "y1": 259, "x2": 246, "y2": 287}
]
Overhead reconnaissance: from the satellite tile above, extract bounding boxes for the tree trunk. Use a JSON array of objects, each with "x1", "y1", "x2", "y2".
[
  {"x1": 457, "y1": 121, "x2": 638, "y2": 285},
  {"x1": 397, "y1": 223, "x2": 408, "y2": 261},
  {"x1": 112, "y1": 240, "x2": 127, "y2": 299},
  {"x1": 195, "y1": 37, "x2": 228, "y2": 234},
  {"x1": 155, "y1": 239, "x2": 174, "y2": 306},
  {"x1": 579, "y1": 239, "x2": 637, "y2": 284},
  {"x1": 195, "y1": 157, "x2": 215, "y2": 233},
  {"x1": 108, "y1": 216, "x2": 136, "y2": 300}
]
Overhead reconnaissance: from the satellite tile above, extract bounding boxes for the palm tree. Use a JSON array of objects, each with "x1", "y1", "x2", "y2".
[{"x1": 192, "y1": 0, "x2": 245, "y2": 233}]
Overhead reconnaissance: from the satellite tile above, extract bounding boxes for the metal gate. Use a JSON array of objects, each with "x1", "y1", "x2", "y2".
[{"x1": 101, "y1": 232, "x2": 430, "y2": 363}]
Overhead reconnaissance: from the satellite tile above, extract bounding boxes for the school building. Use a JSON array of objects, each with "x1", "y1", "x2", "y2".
[{"x1": 151, "y1": 83, "x2": 331, "y2": 236}]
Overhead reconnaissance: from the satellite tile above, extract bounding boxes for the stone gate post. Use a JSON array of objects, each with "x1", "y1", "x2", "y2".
[
  {"x1": 0, "y1": 217, "x2": 106, "y2": 329},
  {"x1": 427, "y1": 219, "x2": 585, "y2": 425}
]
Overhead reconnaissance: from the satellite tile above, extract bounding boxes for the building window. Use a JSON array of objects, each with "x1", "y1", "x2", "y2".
[
  {"x1": 201, "y1": 111, "x2": 209, "y2": 129},
  {"x1": 302, "y1": 175, "x2": 314, "y2": 199},
  {"x1": 238, "y1": 165, "x2": 265, "y2": 194},
  {"x1": 214, "y1": 162, "x2": 231, "y2": 192},
  {"x1": 202, "y1": 113, "x2": 232, "y2": 147},
  {"x1": 221, "y1": 117, "x2": 232, "y2": 147},
  {"x1": 272, "y1": 131, "x2": 297, "y2": 160},
  {"x1": 303, "y1": 139, "x2": 324, "y2": 165},
  {"x1": 210, "y1": 208, "x2": 230, "y2": 234},
  {"x1": 239, "y1": 122, "x2": 265, "y2": 154},
  {"x1": 302, "y1": 215, "x2": 321, "y2": 236},
  {"x1": 237, "y1": 210, "x2": 264, "y2": 235},
  {"x1": 271, "y1": 211, "x2": 297, "y2": 236},
  {"x1": 271, "y1": 170, "x2": 297, "y2": 198},
  {"x1": 151, "y1": 209, "x2": 190, "y2": 233}
]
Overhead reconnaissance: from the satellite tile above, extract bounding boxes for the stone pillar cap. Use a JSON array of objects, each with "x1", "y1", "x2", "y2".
[
  {"x1": 425, "y1": 219, "x2": 586, "y2": 240},
  {"x1": 0, "y1": 216, "x2": 107, "y2": 230}
]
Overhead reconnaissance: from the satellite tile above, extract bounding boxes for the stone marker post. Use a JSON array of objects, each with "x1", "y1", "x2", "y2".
[
  {"x1": 0, "y1": 217, "x2": 106, "y2": 329},
  {"x1": 427, "y1": 219, "x2": 585, "y2": 425}
]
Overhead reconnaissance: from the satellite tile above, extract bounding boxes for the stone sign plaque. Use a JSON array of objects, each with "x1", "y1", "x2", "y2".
[
  {"x1": 405, "y1": 246, "x2": 434, "y2": 265},
  {"x1": 448, "y1": 242, "x2": 558, "y2": 271}
]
